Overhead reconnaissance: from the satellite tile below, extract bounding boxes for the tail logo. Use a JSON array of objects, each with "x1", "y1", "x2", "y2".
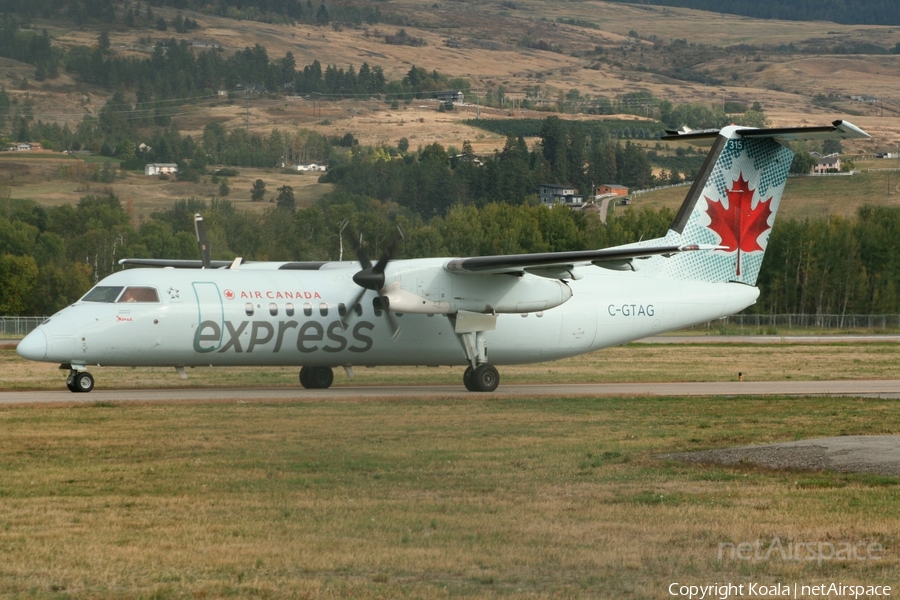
[{"x1": 705, "y1": 173, "x2": 773, "y2": 276}]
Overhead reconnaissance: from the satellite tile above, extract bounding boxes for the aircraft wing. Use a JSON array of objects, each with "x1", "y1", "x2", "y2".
[
  {"x1": 119, "y1": 258, "x2": 236, "y2": 269},
  {"x1": 444, "y1": 243, "x2": 716, "y2": 278}
]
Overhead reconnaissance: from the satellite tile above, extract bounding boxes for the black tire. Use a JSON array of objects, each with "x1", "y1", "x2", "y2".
[
  {"x1": 472, "y1": 364, "x2": 499, "y2": 392},
  {"x1": 299, "y1": 366, "x2": 311, "y2": 388},
  {"x1": 74, "y1": 372, "x2": 94, "y2": 393},
  {"x1": 309, "y1": 366, "x2": 334, "y2": 389},
  {"x1": 66, "y1": 379, "x2": 78, "y2": 393},
  {"x1": 463, "y1": 366, "x2": 477, "y2": 391}
]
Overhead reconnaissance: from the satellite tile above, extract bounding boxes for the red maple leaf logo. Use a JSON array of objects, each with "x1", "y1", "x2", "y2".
[
  {"x1": 223, "y1": 289, "x2": 235, "y2": 300},
  {"x1": 705, "y1": 173, "x2": 773, "y2": 276}
]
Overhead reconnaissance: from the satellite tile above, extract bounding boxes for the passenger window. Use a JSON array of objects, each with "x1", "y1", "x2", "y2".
[
  {"x1": 285, "y1": 303, "x2": 294, "y2": 317},
  {"x1": 338, "y1": 303, "x2": 346, "y2": 317},
  {"x1": 319, "y1": 303, "x2": 328, "y2": 317},
  {"x1": 82, "y1": 286, "x2": 124, "y2": 303},
  {"x1": 354, "y1": 304, "x2": 362, "y2": 317},
  {"x1": 303, "y1": 303, "x2": 312, "y2": 317},
  {"x1": 117, "y1": 286, "x2": 160, "y2": 303},
  {"x1": 269, "y1": 302, "x2": 278, "y2": 316},
  {"x1": 245, "y1": 303, "x2": 254, "y2": 316}
]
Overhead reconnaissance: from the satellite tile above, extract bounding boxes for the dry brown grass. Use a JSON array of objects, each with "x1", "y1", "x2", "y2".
[{"x1": 5, "y1": 163, "x2": 334, "y2": 220}]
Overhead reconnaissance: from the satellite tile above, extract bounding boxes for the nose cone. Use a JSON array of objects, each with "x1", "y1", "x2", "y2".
[{"x1": 17, "y1": 329, "x2": 48, "y2": 361}]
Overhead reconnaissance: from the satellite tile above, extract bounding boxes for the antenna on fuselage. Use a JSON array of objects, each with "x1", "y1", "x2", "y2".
[{"x1": 194, "y1": 213, "x2": 211, "y2": 269}]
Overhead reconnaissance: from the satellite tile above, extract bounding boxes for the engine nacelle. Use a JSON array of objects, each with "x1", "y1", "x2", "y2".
[{"x1": 382, "y1": 265, "x2": 572, "y2": 314}]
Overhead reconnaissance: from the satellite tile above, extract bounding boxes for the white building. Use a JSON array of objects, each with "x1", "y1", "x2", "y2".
[{"x1": 145, "y1": 163, "x2": 178, "y2": 176}]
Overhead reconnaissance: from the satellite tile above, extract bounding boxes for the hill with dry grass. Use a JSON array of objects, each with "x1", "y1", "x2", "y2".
[{"x1": 4, "y1": 0, "x2": 900, "y2": 216}]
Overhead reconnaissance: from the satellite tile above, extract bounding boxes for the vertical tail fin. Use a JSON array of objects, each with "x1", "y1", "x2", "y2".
[{"x1": 639, "y1": 120, "x2": 869, "y2": 285}]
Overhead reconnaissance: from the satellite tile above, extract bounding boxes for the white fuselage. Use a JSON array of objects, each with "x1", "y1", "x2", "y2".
[{"x1": 21, "y1": 261, "x2": 758, "y2": 369}]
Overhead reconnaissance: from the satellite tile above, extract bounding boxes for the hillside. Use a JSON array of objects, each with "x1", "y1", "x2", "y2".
[{"x1": 3, "y1": 0, "x2": 900, "y2": 213}]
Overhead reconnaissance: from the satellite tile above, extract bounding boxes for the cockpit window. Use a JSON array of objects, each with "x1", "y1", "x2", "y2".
[
  {"x1": 117, "y1": 287, "x2": 160, "y2": 303},
  {"x1": 82, "y1": 286, "x2": 124, "y2": 303}
]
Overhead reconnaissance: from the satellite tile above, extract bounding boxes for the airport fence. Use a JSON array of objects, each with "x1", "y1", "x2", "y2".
[
  {"x1": 690, "y1": 314, "x2": 900, "y2": 331},
  {"x1": 0, "y1": 317, "x2": 48, "y2": 338}
]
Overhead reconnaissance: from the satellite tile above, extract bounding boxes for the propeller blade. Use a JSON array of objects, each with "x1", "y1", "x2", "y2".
[
  {"x1": 194, "y1": 214, "x2": 211, "y2": 269},
  {"x1": 347, "y1": 227, "x2": 373, "y2": 271},
  {"x1": 383, "y1": 304, "x2": 401, "y2": 340},
  {"x1": 340, "y1": 287, "x2": 367, "y2": 330}
]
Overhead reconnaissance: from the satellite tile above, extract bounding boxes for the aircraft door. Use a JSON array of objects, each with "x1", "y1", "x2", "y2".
[
  {"x1": 558, "y1": 292, "x2": 597, "y2": 350},
  {"x1": 193, "y1": 282, "x2": 224, "y2": 353}
]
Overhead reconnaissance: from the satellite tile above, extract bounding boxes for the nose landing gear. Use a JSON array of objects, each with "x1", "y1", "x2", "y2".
[{"x1": 65, "y1": 370, "x2": 94, "y2": 393}]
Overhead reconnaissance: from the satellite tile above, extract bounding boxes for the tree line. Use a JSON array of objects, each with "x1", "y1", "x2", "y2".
[
  {"x1": 0, "y1": 0, "x2": 398, "y2": 27},
  {"x1": 0, "y1": 192, "x2": 673, "y2": 315},
  {"x1": 321, "y1": 117, "x2": 699, "y2": 213},
  {"x1": 4, "y1": 190, "x2": 900, "y2": 320}
]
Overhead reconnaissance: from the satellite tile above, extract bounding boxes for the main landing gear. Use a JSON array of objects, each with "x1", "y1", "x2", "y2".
[
  {"x1": 463, "y1": 363, "x2": 500, "y2": 392},
  {"x1": 451, "y1": 311, "x2": 500, "y2": 393},
  {"x1": 65, "y1": 369, "x2": 94, "y2": 393},
  {"x1": 299, "y1": 366, "x2": 334, "y2": 389}
]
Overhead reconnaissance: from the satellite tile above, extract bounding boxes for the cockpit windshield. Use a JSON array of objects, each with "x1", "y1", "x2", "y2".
[
  {"x1": 118, "y1": 287, "x2": 160, "y2": 303},
  {"x1": 80, "y1": 286, "x2": 160, "y2": 303},
  {"x1": 81, "y1": 286, "x2": 124, "y2": 303}
]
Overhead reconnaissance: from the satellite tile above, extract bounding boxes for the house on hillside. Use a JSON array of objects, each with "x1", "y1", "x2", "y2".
[
  {"x1": 292, "y1": 163, "x2": 328, "y2": 172},
  {"x1": 812, "y1": 154, "x2": 840, "y2": 174},
  {"x1": 434, "y1": 90, "x2": 464, "y2": 103},
  {"x1": 539, "y1": 183, "x2": 584, "y2": 207},
  {"x1": 145, "y1": 163, "x2": 178, "y2": 176},
  {"x1": 14, "y1": 142, "x2": 34, "y2": 151},
  {"x1": 597, "y1": 184, "x2": 629, "y2": 197}
]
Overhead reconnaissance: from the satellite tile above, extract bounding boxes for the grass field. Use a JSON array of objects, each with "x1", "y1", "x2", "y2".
[
  {"x1": 634, "y1": 170, "x2": 900, "y2": 220},
  {"x1": 0, "y1": 391, "x2": 898, "y2": 597},
  {"x1": 5, "y1": 164, "x2": 334, "y2": 219},
  {"x1": 3, "y1": 342, "x2": 900, "y2": 597}
]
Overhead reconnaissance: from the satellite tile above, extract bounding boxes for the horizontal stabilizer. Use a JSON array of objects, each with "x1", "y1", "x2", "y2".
[{"x1": 661, "y1": 120, "x2": 870, "y2": 145}]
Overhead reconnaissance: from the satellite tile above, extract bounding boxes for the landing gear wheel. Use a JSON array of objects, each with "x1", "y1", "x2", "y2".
[
  {"x1": 299, "y1": 366, "x2": 334, "y2": 389},
  {"x1": 470, "y1": 364, "x2": 499, "y2": 392},
  {"x1": 309, "y1": 366, "x2": 334, "y2": 389},
  {"x1": 73, "y1": 372, "x2": 94, "y2": 393},
  {"x1": 463, "y1": 366, "x2": 477, "y2": 392},
  {"x1": 66, "y1": 377, "x2": 78, "y2": 393},
  {"x1": 299, "y1": 366, "x2": 311, "y2": 388}
]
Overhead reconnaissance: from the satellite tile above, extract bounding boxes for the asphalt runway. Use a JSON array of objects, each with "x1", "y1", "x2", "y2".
[{"x1": 4, "y1": 378, "x2": 900, "y2": 405}]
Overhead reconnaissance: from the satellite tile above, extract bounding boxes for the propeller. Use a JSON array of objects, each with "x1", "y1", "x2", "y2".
[
  {"x1": 194, "y1": 213, "x2": 211, "y2": 269},
  {"x1": 342, "y1": 226, "x2": 404, "y2": 340}
]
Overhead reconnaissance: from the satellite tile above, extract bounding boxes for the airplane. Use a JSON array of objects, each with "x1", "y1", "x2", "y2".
[{"x1": 16, "y1": 120, "x2": 870, "y2": 393}]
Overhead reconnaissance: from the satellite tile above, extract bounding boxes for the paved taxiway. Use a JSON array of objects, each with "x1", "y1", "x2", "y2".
[
  {"x1": 664, "y1": 435, "x2": 900, "y2": 477},
  {"x1": 3, "y1": 379, "x2": 900, "y2": 404}
]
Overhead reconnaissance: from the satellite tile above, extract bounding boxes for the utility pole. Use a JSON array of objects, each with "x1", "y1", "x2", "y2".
[{"x1": 245, "y1": 89, "x2": 250, "y2": 130}]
